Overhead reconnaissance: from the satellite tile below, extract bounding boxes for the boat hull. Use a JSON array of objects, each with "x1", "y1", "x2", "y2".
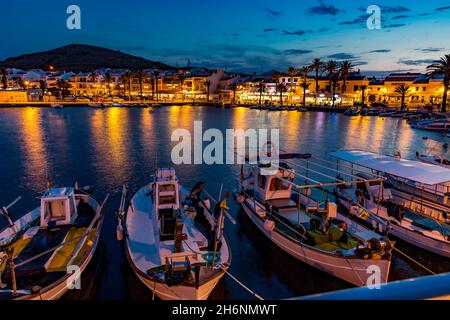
[
  {"x1": 241, "y1": 200, "x2": 390, "y2": 287},
  {"x1": 337, "y1": 197, "x2": 450, "y2": 258}
]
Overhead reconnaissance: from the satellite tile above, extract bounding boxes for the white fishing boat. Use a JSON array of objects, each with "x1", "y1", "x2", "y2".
[
  {"x1": 118, "y1": 168, "x2": 231, "y2": 300},
  {"x1": 234, "y1": 160, "x2": 392, "y2": 287},
  {"x1": 50, "y1": 104, "x2": 63, "y2": 109},
  {"x1": 0, "y1": 186, "x2": 108, "y2": 300},
  {"x1": 329, "y1": 150, "x2": 450, "y2": 258},
  {"x1": 416, "y1": 153, "x2": 450, "y2": 169}
]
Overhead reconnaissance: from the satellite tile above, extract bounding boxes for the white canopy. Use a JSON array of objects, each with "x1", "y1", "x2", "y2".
[{"x1": 329, "y1": 150, "x2": 450, "y2": 185}]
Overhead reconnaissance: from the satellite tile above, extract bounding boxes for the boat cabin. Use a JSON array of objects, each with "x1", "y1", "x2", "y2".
[
  {"x1": 353, "y1": 173, "x2": 393, "y2": 204},
  {"x1": 40, "y1": 188, "x2": 77, "y2": 228},
  {"x1": 153, "y1": 168, "x2": 181, "y2": 241},
  {"x1": 253, "y1": 163, "x2": 295, "y2": 202}
]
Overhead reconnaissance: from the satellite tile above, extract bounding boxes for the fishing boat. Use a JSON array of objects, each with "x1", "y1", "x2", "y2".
[
  {"x1": 50, "y1": 104, "x2": 63, "y2": 109},
  {"x1": 297, "y1": 107, "x2": 308, "y2": 112},
  {"x1": 344, "y1": 108, "x2": 359, "y2": 116},
  {"x1": 329, "y1": 150, "x2": 450, "y2": 258},
  {"x1": 88, "y1": 103, "x2": 103, "y2": 108},
  {"x1": 286, "y1": 107, "x2": 296, "y2": 111},
  {"x1": 118, "y1": 168, "x2": 231, "y2": 300},
  {"x1": 234, "y1": 159, "x2": 392, "y2": 286},
  {"x1": 416, "y1": 153, "x2": 450, "y2": 169},
  {"x1": 411, "y1": 118, "x2": 450, "y2": 132},
  {"x1": 0, "y1": 186, "x2": 108, "y2": 300}
]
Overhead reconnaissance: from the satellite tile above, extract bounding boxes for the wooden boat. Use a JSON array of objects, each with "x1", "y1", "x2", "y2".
[
  {"x1": 329, "y1": 150, "x2": 450, "y2": 258},
  {"x1": 119, "y1": 168, "x2": 231, "y2": 300},
  {"x1": 417, "y1": 154, "x2": 450, "y2": 169},
  {"x1": 234, "y1": 161, "x2": 392, "y2": 287},
  {"x1": 0, "y1": 186, "x2": 108, "y2": 300}
]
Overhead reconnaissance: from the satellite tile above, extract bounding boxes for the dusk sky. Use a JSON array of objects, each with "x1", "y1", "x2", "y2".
[{"x1": 2, "y1": 0, "x2": 450, "y2": 75}]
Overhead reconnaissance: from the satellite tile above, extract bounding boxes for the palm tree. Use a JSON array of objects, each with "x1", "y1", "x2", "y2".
[
  {"x1": 395, "y1": 84, "x2": 410, "y2": 110},
  {"x1": 16, "y1": 78, "x2": 26, "y2": 89},
  {"x1": 300, "y1": 80, "x2": 311, "y2": 107},
  {"x1": 325, "y1": 60, "x2": 339, "y2": 107},
  {"x1": 205, "y1": 80, "x2": 211, "y2": 102},
  {"x1": 310, "y1": 58, "x2": 323, "y2": 106},
  {"x1": 56, "y1": 80, "x2": 71, "y2": 97},
  {"x1": 427, "y1": 54, "x2": 450, "y2": 112},
  {"x1": 121, "y1": 72, "x2": 132, "y2": 101},
  {"x1": 0, "y1": 68, "x2": 8, "y2": 89},
  {"x1": 339, "y1": 61, "x2": 353, "y2": 94},
  {"x1": 276, "y1": 83, "x2": 287, "y2": 106},
  {"x1": 299, "y1": 66, "x2": 311, "y2": 106},
  {"x1": 89, "y1": 70, "x2": 98, "y2": 96},
  {"x1": 105, "y1": 73, "x2": 113, "y2": 97},
  {"x1": 152, "y1": 70, "x2": 160, "y2": 101},
  {"x1": 231, "y1": 83, "x2": 238, "y2": 104},
  {"x1": 258, "y1": 81, "x2": 266, "y2": 106},
  {"x1": 359, "y1": 84, "x2": 368, "y2": 106},
  {"x1": 136, "y1": 69, "x2": 146, "y2": 101},
  {"x1": 39, "y1": 80, "x2": 47, "y2": 101}
]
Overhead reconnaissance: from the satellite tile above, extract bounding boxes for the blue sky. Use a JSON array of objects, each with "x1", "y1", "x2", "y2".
[{"x1": 2, "y1": 0, "x2": 450, "y2": 75}]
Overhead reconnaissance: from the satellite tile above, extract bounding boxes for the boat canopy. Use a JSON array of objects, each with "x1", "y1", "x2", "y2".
[{"x1": 329, "y1": 150, "x2": 450, "y2": 185}]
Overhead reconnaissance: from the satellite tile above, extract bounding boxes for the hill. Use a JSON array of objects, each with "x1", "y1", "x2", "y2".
[{"x1": 0, "y1": 44, "x2": 174, "y2": 71}]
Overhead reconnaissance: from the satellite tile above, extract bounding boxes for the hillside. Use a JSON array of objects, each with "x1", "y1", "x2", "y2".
[{"x1": 0, "y1": 44, "x2": 174, "y2": 71}]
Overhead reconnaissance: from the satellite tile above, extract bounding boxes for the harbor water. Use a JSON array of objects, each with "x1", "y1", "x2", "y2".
[{"x1": 0, "y1": 106, "x2": 449, "y2": 299}]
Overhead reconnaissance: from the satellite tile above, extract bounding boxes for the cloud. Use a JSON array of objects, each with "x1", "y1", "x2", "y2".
[
  {"x1": 386, "y1": 23, "x2": 406, "y2": 28},
  {"x1": 327, "y1": 53, "x2": 358, "y2": 60},
  {"x1": 307, "y1": 2, "x2": 341, "y2": 16},
  {"x1": 339, "y1": 15, "x2": 367, "y2": 25},
  {"x1": 369, "y1": 49, "x2": 391, "y2": 53},
  {"x1": 282, "y1": 29, "x2": 306, "y2": 36},
  {"x1": 264, "y1": 7, "x2": 281, "y2": 16},
  {"x1": 358, "y1": 6, "x2": 409, "y2": 13},
  {"x1": 436, "y1": 6, "x2": 450, "y2": 12},
  {"x1": 282, "y1": 49, "x2": 313, "y2": 55},
  {"x1": 392, "y1": 15, "x2": 409, "y2": 20},
  {"x1": 415, "y1": 47, "x2": 444, "y2": 52},
  {"x1": 263, "y1": 28, "x2": 278, "y2": 33},
  {"x1": 398, "y1": 58, "x2": 436, "y2": 66}
]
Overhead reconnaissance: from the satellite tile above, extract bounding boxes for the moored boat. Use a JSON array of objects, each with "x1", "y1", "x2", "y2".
[
  {"x1": 119, "y1": 168, "x2": 231, "y2": 300},
  {"x1": 234, "y1": 160, "x2": 392, "y2": 286},
  {"x1": 0, "y1": 186, "x2": 108, "y2": 300},
  {"x1": 329, "y1": 150, "x2": 450, "y2": 258},
  {"x1": 50, "y1": 104, "x2": 63, "y2": 109}
]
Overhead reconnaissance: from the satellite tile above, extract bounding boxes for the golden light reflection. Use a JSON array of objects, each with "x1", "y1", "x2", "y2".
[
  {"x1": 19, "y1": 108, "x2": 48, "y2": 190},
  {"x1": 90, "y1": 108, "x2": 130, "y2": 184}
]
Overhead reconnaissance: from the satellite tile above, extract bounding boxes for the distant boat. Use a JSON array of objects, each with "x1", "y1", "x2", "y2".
[
  {"x1": 297, "y1": 107, "x2": 308, "y2": 112},
  {"x1": 119, "y1": 169, "x2": 231, "y2": 300},
  {"x1": 88, "y1": 103, "x2": 103, "y2": 108},
  {"x1": 50, "y1": 104, "x2": 63, "y2": 109},
  {"x1": 417, "y1": 154, "x2": 450, "y2": 169},
  {"x1": 344, "y1": 108, "x2": 359, "y2": 116},
  {"x1": 411, "y1": 119, "x2": 450, "y2": 132},
  {"x1": 0, "y1": 186, "x2": 108, "y2": 300}
]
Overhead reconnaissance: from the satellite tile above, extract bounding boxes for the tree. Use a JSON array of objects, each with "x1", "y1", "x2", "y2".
[
  {"x1": 39, "y1": 80, "x2": 47, "y2": 101},
  {"x1": 0, "y1": 68, "x2": 8, "y2": 89},
  {"x1": 339, "y1": 61, "x2": 353, "y2": 94},
  {"x1": 121, "y1": 71, "x2": 132, "y2": 101},
  {"x1": 427, "y1": 54, "x2": 450, "y2": 112},
  {"x1": 105, "y1": 73, "x2": 113, "y2": 97},
  {"x1": 152, "y1": 70, "x2": 160, "y2": 101},
  {"x1": 205, "y1": 80, "x2": 211, "y2": 102},
  {"x1": 310, "y1": 58, "x2": 323, "y2": 106},
  {"x1": 231, "y1": 83, "x2": 238, "y2": 104},
  {"x1": 56, "y1": 80, "x2": 71, "y2": 97},
  {"x1": 300, "y1": 81, "x2": 311, "y2": 107},
  {"x1": 395, "y1": 84, "x2": 410, "y2": 110},
  {"x1": 258, "y1": 81, "x2": 266, "y2": 106},
  {"x1": 16, "y1": 78, "x2": 26, "y2": 89},
  {"x1": 136, "y1": 69, "x2": 146, "y2": 100},
  {"x1": 325, "y1": 60, "x2": 339, "y2": 107},
  {"x1": 359, "y1": 84, "x2": 368, "y2": 106},
  {"x1": 276, "y1": 83, "x2": 287, "y2": 106},
  {"x1": 89, "y1": 70, "x2": 98, "y2": 96}
]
